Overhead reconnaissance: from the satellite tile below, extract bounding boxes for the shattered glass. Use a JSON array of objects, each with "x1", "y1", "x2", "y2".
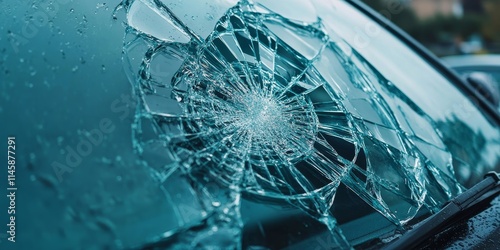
[{"x1": 114, "y1": 0, "x2": 500, "y2": 248}]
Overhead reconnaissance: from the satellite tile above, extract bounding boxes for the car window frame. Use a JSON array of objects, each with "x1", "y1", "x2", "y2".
[{"x1": 346, "y1": 0, "x2": 500, "y2": 126}]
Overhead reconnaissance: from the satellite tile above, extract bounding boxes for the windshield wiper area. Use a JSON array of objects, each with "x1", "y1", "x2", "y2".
[{"x1": 385, "y1": 172, "x2": 500, "y2": 250}]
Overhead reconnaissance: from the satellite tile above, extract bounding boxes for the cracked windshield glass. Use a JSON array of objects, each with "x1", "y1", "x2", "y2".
[{"x1": 1, "y1": 0, "x2": 499, "y2": 249}]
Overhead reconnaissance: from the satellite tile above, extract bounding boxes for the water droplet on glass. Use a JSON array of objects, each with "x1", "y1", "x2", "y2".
[
  {"x1": 29, "y1": 66, "x2": 37, "y2": 76},
  {"x1": 29, "y1": 152, "x2": 36, "y2": 161},
  {"x1": 57, "y1": 136, "x2": 64, "y2": 145}
]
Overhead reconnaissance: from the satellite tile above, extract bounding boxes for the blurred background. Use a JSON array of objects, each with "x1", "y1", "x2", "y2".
[{"x1": 362, "y1": 0, "x2": 500, "y2": 56}]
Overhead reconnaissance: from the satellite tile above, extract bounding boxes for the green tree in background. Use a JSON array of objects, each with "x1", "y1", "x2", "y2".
[{"x1": 483, "y1": 0, "x2": 500, "y2": 43}]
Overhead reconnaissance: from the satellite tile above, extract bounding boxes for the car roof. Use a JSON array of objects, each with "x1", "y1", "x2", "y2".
[{"x1": 441, "y1": 54, "x2": 500, "y2": 68}]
